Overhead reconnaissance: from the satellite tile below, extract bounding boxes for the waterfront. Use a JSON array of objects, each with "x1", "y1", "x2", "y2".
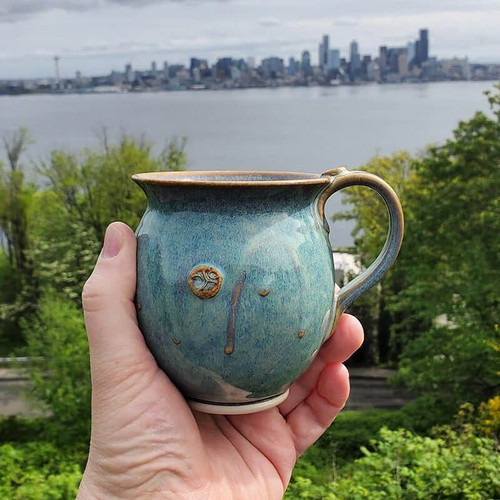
[{"x1": 0, "y1": 80, "x2": 493, "y2": 245}]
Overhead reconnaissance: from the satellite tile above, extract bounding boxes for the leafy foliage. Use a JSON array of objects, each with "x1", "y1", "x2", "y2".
[
  {"x1": 330, "y1": 425, "x2": 500, "y2": 500},
  {"x1": 338, "y1": 85, "x2": 500, "y2": 403},
  {"x1": 0, "y1": 442, "x2": 82, "y2": 499},
  {"x1": 335, "y1": 151, "x2": 420, "y2": 363},
  {"x1": 0, "y1": 129, "x2": 38, "y2": 349},
  {"x1": 37, "y1": 135, "x2": 187, "y2": 242},
  {"x1": 27, "y1": 191, "x2": 100, "y2": 301},
  {"x1": 0, "y1": 133, "x2": 187, "y2": 353},
  {"x1": 286, "y1": 401, "x2": 500, "y2": 500},
  {"x1": 0, "y1": 250, "x2": 23, "y2": 351},
  {"x1": 23, "y1": 294, "x2": 91, "y2": 442},
  {"x1": 478, "y1": 395, "x2": 500, "y2": 439},
  {"x1": 392, "y1": 87, "x2": 500, "y2": 404},
  {"x1": 4, "y1": 133, "x2": 188, "y2": 443}
]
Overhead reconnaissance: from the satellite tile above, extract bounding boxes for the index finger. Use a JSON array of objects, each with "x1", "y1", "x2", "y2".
[{"x1": 278, "y1": 313, "x2": 363, "y2": 416}]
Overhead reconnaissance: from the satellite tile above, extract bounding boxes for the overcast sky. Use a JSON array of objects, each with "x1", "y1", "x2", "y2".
[{"x1": 1, "y1": 0, "x2": 499, "y2": 79}]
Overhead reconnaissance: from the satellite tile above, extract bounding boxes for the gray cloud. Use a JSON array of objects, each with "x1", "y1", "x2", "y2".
[
  {"x1": 0, "y1": 0, "x2": 498, "y2": 79},
  {"x1": 2, "y1": 0, "x2": 498, "y2": 23},
  {"x1": 0, "y1": 1, "x2": 97, "y2": 22},
  {"x1": 0, "y1": 0, "x2": 223, "y2": 23},
  {"x1": 259, "y1": 17, "x2": 282, "y2": 28}
]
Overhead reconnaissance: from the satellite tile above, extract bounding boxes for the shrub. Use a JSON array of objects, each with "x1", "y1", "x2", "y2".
[
  {"x1": 331, "y1": 426, "x2": 500, "y2": 499},
  {"x1": 23, "y1": 293, "x2": 91, "y2": 443},
  {"x1": 0, "y1": 417, "x2": 48, "y2": 444},
  {"x1": 0, "y1": 442, "x2": 82, "y2": 499},
  {"x1": 478, "y1": 396, "x2": 500, "y2": 439},
  {"x1": 312, "y1": 396, "x2": 452, "y2": 467}
]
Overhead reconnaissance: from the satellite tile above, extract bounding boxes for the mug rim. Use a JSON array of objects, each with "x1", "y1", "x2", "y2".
[{"x1": 132, "y1": 170, "x2": 332, "y2": 187}]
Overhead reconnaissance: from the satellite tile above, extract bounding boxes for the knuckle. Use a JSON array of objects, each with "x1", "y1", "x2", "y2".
[{"x1": 82, "y1": 274, "x2": 107, "y2": 313}]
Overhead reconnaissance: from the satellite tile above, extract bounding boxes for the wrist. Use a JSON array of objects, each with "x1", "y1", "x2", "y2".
[
  {"x1": 77, "y1": 457, "x2": 122, "y2": 500},
  {"x1": 77, "y1": 471, "x2": 107, "y2": 500}
]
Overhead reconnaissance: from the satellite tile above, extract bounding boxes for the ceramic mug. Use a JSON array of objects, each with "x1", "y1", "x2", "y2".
[{"x1": 133, "y1": 168, "x2": 404, "y2": 414}]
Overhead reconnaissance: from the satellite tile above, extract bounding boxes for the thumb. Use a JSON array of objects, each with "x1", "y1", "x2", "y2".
[{"x1": 82, "y1": 222, "x2": 155, "y2": 378}]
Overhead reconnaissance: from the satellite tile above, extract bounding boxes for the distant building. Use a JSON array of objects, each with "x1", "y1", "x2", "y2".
[
  {"x1": 215, "y1": 58, "x2": 233, "y2": 79},
  {"x1": 125, "y1": 63, "x2": 134, "y2": 83},
  {"x1": 406, "y1": 42, "x2": 416, "y2": 69},
  {"x1": 190, "y1": 58, "x2": 210, "y2": 79},
  {"x1": 362, "y1": 55, "x2": 371, "y2": 75},
  {"x1": 398, "y1": 51, "x2": 408, "y2": 79},
  {"x1": 168, "y1": 64, "x2": 185, "y2": 79},
  {"x1": 230, "y1": 65, "x2": 241, "y2": 81},
  {"x1": 416, "y1": 29, "x2": 429, "y2": 67},
  {"x1": 366, "y1": 60, "x2": 380, "y2": 81},
  {"x1": 328, "y1": 49, "x2": 341, "y2": 70},
  {"x1": 260, "y1": 57, "x2": 284, "y2": 78},
  {"x1": 421, "y1": 57, "x2": 438, "y2": 80},
  {"x1": 151, "y1": 61, "x2": 157, "y2": 77},
  {"x1": 319, "y1": 35, "x2": 329, "y2": 71},
  {"x1": 350, "y1": 40, "x2": 362, "y2": 78},
  {"x1": 301, "y1": 50, "x2": 312, "y2": 77},
  {"x1": 386, "y1": 47, "x2": 406, "y2": 75},
  {"x1": 439, "y1": 57, "x2": 470, "y2": 80},
  {"x1": 333, "y1": 252, "x2": 362, "y2": 287},
  {"x1": 379, "y1": 46, "x2": 388, "y2": 74},
  {"x1": 288, "y1": 57, "x2": 299, "y2": 76}
]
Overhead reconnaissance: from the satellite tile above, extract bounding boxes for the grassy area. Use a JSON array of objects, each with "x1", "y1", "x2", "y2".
[{"x1": 0, "y1": 398, "x2": 457, "y2": 499}]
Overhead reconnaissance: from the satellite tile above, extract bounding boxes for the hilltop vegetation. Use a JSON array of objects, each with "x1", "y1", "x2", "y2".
[{"x1": 0, "y1": 87, "x2": 498, "y2": 499}]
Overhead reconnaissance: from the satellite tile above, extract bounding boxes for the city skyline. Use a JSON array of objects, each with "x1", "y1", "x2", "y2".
[
  {"x1": 4, "y1": 26, "x2": 497, "y2": 96},
  {"x1": 1, "y1": 0, "x2": 499, "y2": 79}
]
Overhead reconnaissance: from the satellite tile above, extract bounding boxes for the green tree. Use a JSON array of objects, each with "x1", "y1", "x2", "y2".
[
  {"x1": 0, "y1": 128, "x2": 34, "y2": 273},
  {"x1": 37, "y1": 135, "x2": 187, "y2": 243},
  {"x1": 23, "y1": 293, "x2": 91, "y2": 442},
  {"x1": 28, "y1": 135, "x2": 187, "y2": 302},
  {"x1": 0, "y1": 128, "x2": 38, "y2": 349},
  {"x1": 335, "y1": 151, "x2": 418, "y2": 363},
  {"x1": 27, "y1": 191, "x2": 100, "y2": 301},
  {"x1": 16, "y1": 134, "x2": 188, "y2": 441},
  {"x1": 394, "y1": 87, "x2": 500, "y2": 403},
  {"x1": 338, "y1": 85, "x2": 500, "y2": 404}
]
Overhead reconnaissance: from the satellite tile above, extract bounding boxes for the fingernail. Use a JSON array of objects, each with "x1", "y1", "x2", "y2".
[{"x1": 101, "y1": 224, "x2": 123, "y2": 259}]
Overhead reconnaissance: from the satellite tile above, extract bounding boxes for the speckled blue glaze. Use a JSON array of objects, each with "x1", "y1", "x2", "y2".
[
  {"x1": 133, "y1": 170, "x2": 404, "y2": 407},
  {"x1": 135, "y1": 175, "x2": 335, "y2": 404}
]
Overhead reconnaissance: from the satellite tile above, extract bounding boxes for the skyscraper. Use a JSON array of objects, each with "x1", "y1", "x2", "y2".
[
  {"x1": 301, "y1": 50, "x2": 312, "y2": 77},
  {"x1": 407, "y1": 42, "x2": 416, "y2": 68},
  {"x1": 328, "y1": 49, "x2": 340, "y2": 70},
  {"x1": 419, "y1": 29, "x2": 429, "y2": 63},
  {"x1": 318, "y1": 35, "x2": 329, "y2": 71},
  {"x1": 350, "y1": 40, "x2": 361, "y2": 78},
  {"x1": 379, "y1": 46, "x2": 388, "y2": 73},
  {"x1": 125, "y1": 63, "x2": 134, "y2": 83},
  {"x1": 415, "y1": 29, "x2": 429, "y2": 67}
]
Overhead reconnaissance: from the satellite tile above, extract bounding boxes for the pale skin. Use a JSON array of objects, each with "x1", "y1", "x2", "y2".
[{"x1": 77, "y1": 222, "x2": 364, "y2": 500}]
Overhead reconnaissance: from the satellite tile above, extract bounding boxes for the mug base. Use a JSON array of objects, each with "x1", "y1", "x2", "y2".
[{"x1": 188, "y1": 390, "x2": 290, "y2": 415}]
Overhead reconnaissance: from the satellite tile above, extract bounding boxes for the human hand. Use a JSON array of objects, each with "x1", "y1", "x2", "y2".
[{"x1": 77, "y1": 222, "x2": 363, "y2": 500}]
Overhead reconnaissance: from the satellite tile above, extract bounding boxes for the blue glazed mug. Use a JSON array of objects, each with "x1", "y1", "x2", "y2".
[{"x1": 133, "y1": 168, "x2": 404, "y2": 414}]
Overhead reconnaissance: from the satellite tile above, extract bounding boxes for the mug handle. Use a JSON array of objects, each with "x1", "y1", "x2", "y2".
[{"x1": 319, "y1": 167, "x2": 404, "y2": 339}]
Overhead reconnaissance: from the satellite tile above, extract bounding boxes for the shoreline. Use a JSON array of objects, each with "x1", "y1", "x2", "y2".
[{"x1": 0, "y1": 77, "x2": 497, "y2": 98}]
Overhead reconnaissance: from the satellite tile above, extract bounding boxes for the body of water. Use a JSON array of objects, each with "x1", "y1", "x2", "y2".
[{"x1": 0, "y1": 81, "x2": 493, "y2": 246}]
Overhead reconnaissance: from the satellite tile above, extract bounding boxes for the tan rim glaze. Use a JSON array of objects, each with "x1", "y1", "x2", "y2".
[{"x1": 132, "y1": 170, "x2": 332, "y2": 187}]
